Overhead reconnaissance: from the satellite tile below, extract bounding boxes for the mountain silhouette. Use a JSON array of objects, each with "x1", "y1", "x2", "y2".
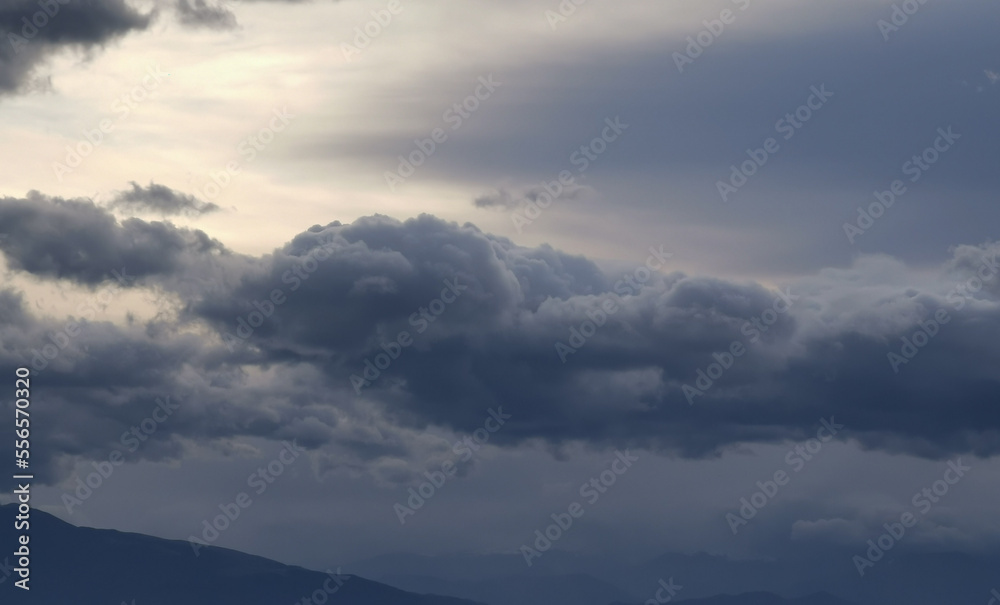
[
  {"x1": 344, "y1": 549, "x2": 1000, "y2": 605},
  {"x1": 0, "y1": 505, "x2": 483, "y2": 605},
  {"x1": 618, "y1": 592, "x2": 856, "y2": 605}
]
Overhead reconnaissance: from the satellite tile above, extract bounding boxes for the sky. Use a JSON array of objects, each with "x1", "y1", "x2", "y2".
[{"x1": 1, "y1": 0, "x2": 999, "y2": 577}]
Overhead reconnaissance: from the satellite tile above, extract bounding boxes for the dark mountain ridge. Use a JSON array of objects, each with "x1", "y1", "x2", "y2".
[{"x1": 0, "y1": 504, "x2": 483, "y2": 605}]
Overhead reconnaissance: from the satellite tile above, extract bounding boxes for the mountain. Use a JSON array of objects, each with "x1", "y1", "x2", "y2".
[
  {"x1": 4, "y1": 506, "x2": 996, "y2": 605},
  {"x1": 345, "y1": 551, "x2": 645, "y2": 605},
  {"x1": 344, "y1": 549, "x2": 1000, "y2": 605},
  {"x1": 613, "y1": 592, "x2": 854, "y2": 605},
  {"x1": 0, "y1": 505, "x2": 483, "y2": 605},
  {"x1": 373, "y1": 572, "x2": 639, "y2": 605}
]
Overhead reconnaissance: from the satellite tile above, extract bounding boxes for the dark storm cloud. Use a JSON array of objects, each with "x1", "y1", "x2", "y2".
[
  {"x1": 0, "y1": 191, "x2": 233, "y2": 284},
  {"x1": 108, "y1": 181, "x2": 221, "y2": 217},
  {"x1": 0, "y1": 0, "x2": 154, "y2": 93},
  {"x1": 2, "y1": 194, "x2": 999, "y2": 487},
  {"x1": 0, "y1": 285, "x2": 189, "y2": 479},
  {"x1": 0, "y1": 276, "x2": 384, "y2": 484},
  {"x1": 178, "y1": 227, "x2": 1000, "y2": 461},
  {"x1": 173, "y1": 0, "x2": 237, "y2": 30},
  {"x1": 0, "y1": 0, "x2": 328, "y2": 95}
]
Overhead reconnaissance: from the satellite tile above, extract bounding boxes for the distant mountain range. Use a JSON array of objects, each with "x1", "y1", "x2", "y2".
[
  {"x1": 344, "y1": 549, "x2": 1000, "y2": 605},
  {"x1": 0, "y1": 505, "x2": 482, "y2": 605},
  {"x1": 619, "y1": 592, "x2": 855, "y2": 605},
  {"x1": 371, "y1": 571, "x2": 638, "y2": 605},
  {"x1": 2, "y1": 506, "x2": 997, "y2": 605},
  {"x1": 623, "y1": 592, "x2": 851, "y2": 605}
]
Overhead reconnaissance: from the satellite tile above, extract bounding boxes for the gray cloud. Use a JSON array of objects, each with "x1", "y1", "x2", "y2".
[
  {"x1": 108, "y1": 181, "x2": 221, "y2": 217},
  {"x1": 0, "y1": 0, "x2": 154, "y2": 93},
  {"x1": 1, "y1": 195, "x2": 999, "y2": 491},
  {"x1": 174, "y1": 0, "x2": 237, "y2": 30},
  {"x1": 0, "y1": 191, "x2": 235, "y2": 285},
  {"x1": 0, "y1": 0, "x2": 331, "y2": 96},
  {"x1": 474, "y1": 184, "x2": 591, "y2": 210}
]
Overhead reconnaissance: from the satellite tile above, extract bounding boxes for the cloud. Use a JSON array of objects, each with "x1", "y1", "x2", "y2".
[
  {"x1": 0, "y1": 0, "x2": 154, "y2": 94},
  {"x1": 1, "y1": 195, "x2": 999, "y2": 487},
  {"x1": 0, "y1": 191, "x2": 236, "y2": 285},
  {"x1": 298, "y1": 0, "x2": 1000, "y2": 278},
  {"x1": 108, "y1": 182, "x2": 220, "y2": 217},
  {"x1": 473, "y1": 184, "x2": 591, "y2": 210},
  {"x1": 173, "y1": 0, "x2": 237, "y2": 30},
  {"x1": 0, "y1": 0, "x2": 326, "y2": 96}
]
